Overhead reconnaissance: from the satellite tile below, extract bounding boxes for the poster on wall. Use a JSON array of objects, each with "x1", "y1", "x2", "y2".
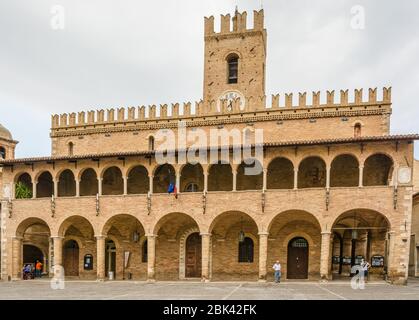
[
  {"x1": 124, "y1": 251, "x2": 131, "y2": 268},
  {"x1": 371, "y1": 255, "x2": 384, "y2": 267}
]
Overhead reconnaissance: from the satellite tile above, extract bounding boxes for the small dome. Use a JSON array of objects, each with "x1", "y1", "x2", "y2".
[{"x1": 0, "y1": 123, "x2": 13, "y2": 141}]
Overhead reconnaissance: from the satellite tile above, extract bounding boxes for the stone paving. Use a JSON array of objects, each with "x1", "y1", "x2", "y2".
[{"x1": 0, "y1": 279, "x2": 418, "y2": 300}]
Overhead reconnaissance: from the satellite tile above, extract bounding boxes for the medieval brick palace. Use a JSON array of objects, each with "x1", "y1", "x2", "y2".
[{"x1": 1, "y1": 9, "x2": 419, "y2": 284}]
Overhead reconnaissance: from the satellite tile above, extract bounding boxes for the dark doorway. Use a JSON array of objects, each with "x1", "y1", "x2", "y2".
[
  {"x1": 185, "y1": 233, "x2": 202, "y2": 278},
  {"x1": 287, "y1": 237, "x2": 309, "y2": 279},
  {"x1": 23, "y1": 245, "x2": 43, "y2": 265},
  {"x1": 63, "y1": 240, "x2": 79, "y2": 276}
]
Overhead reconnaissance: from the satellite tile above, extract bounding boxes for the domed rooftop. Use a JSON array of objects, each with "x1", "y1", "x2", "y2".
[{"x1": 0, "y1": 123, "x2": 13, "y2": 141}]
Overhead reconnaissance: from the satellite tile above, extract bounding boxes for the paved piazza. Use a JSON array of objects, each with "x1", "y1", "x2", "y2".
[{"x1": 0, "y1": 279, "x2": 418, "y2": 300}]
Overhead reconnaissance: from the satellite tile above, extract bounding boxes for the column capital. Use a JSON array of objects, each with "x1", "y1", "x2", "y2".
[
  {"x1": 50, "y1": 236, "x2": 64, "y2": 240},
  {"x1": 321, "y1": 231, "x2": 332, "y2": 236},
  {"x1": 12, "y1": 236, "x2": 23, "y2": 241},
  {"x1": 145, "y1": 234, "x2": 158, "y2": 238},
  {"x1": 200, "y1": 233, "x2": 212, "y2": 237},
  {"x1": 258, "y1": 232, "x2": 269, "y2": 236},
  {"x1": 95, "y1": 235, "x2": 106, "y2": 240}
]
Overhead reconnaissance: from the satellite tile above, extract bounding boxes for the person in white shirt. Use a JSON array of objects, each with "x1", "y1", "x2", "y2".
[
  {"x1": 360, "y1": 259, "x2": 370, "y2": 281},
  {"x1": 273, "y1": 261, "x2": 281, "y2": 283}
]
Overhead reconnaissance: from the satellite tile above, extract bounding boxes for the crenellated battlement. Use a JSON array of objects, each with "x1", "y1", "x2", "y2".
[
  {"x1": 205, "y1": 9, "x2": 265, "y2": 36},
  {"x1": 51, "y1": 87, "x2": 392, "y2": 129}
]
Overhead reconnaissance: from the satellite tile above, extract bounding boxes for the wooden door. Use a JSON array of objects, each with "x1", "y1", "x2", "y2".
[
  {"x1": 185, "y1": 233, "x2": 202, "y2": 278},
  {"x1": 64, "y1": 240, "x2": 79, "y2": 276},
  {"x1": 287, "y1": 238, "x2": 309, "y2": 279}
]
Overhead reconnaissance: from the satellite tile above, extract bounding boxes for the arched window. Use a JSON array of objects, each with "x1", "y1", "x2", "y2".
[
  {"x1": 227, "y1": 54, "x2": 239, "y2": 84},
  {"x1": 330, "y1": 155, "x2": 359, "y2": 187},
  {"x1": 180, "y1": 163, "x2": 204, "y2": 193},
  {"x1": 142, "y1": 240, "x2": 148, "y2": 263},
  {"x1": 15, "y1": 173, "x2": 33, "y2": 199},
  {"x1": 102, "y1": 167, "x2": 124, "y2": 195},
  {"x1": 58, "y1": 169, "x2": 76, "y2": 197},
  {"x1": 363, "y1": 154, "x2": 393, "y2": 186},
  {"x1": 127, "y1": 166, "x2": 149, "y2": 194},
  {"x1": 236, "y1": 159, "x2": 263, "y2": 191},
  {"x1": 149, "y1": 136, "x2": 155, "y2": 151},
  {"x1": 238, "y1": 237, "x2": 254, "y2": 263},
  {"x1": 267, "y1": 157, "x2": 294, "y2": 189},
  {"x1": 354, "y1": 123, "x2": 362, "y2": 138},
  {"x1": 208, "y1": 162, "x2": 233, "y2": 191},
  {"x1": 68, "y1": 142, "x2": 74, "y2": 156},
  {"x1": 36, "y1": 172, "x2": 54, "y2": 198},
  {"x1": 185, "y1": 183, "x2": 199, "y2": 192},
  {"x1": 298, "y1": 157, "x2": 327, "y2": 189},
  {"x1": 80, "y1": 168, "x2": 98, "y2": 196},
  {"x1": 0, "y1": 146, "x2": 5, "y2": 159}
]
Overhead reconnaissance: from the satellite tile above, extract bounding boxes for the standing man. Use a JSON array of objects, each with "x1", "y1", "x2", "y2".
[
  {"x1": 35, "y1": 260, "x2": 43, "y2": 278},
  {"x1": 273, "y1": 260, "x2": 281, "y2": 283},
  {"x1": 360, "y1": 258, "x2": 370, "y2": 282}
]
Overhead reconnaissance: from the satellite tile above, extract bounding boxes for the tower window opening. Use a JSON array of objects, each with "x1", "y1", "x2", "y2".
[
  {"x1": 354, "y1": 123, "x2": 362, "y2": 138},
  {"x1": 227, "y1": 55, "x2": 239, "y2": 84},
  {"x1": 149, "y1": 136, "x2": 155, "y2": 151},
  {"x1": 68, "y1": 142, "x2": 74, "y2": 156}
]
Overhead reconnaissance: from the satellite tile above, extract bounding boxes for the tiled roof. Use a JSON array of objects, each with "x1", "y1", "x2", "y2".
[{"x1": 1, "y1": 134, "x2": 418, "y2": 165}]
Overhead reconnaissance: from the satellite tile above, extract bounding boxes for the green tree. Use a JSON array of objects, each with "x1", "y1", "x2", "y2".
[{"x1": 15, "y1": 182, "x2": 32, "y2": 199}]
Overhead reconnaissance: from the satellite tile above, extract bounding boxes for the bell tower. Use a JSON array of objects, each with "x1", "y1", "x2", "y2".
[{"x1": 203, "y1": 9, "x2": 267, "y2": 108}]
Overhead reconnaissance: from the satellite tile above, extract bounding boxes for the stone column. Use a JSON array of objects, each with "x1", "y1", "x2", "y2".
[
  {"x1": 359, "y1": 165, "x2": 364, "y2": 187},
  {"x1": 53, "y1": 179, "x2": 58, "y2": 197},
  {"x1": 149, "y1": 175, "x2": 154, "y2": 194},
  {"x1": 320, "y1": 232, "x2": 332, "y2": 280},
  {"x1": 262, "y1": 169, "x2": 268, "y2": 191},
  {"x1": 232, "y1": 169, "x2": 237, "y2": 191},
  {"x1": 203, "y1": 172, "x2": 208, "y2": 193},
  {"x1": 32, "y1": 181, "x2": 37, "y2": 199},
  {"x1": 147, "y1": 234, "x2": 157, "y2": 281},
  {"x1": 75, "y1": 179, "x2": 80, "y2": 197},
  {"x1": 176, "y1": 173, "x2": 181, "y2": 193},
  {"x1": 98, "y1": 178, "x2": 103, "y2": 196},
  {"x1": 294, "y1": 169, "x2": 298, "y2": 190},
  {"x1": 387, "y1": 231, "x2": 396, "y2": 280},
  {"x1": 326, "y1": 165, "x2": 331, "y2": 189},
  {"x1": 123, "y1": 176, "x2": 128, "y2": 195},
  {"x1": 12, "y1": 237, "x2": 23, "y2": 280},
  {"x1": 364, "y1": 232, "x2": 369, "y2": 260},
  {"x1": 43, "y1": 255, "x2": 47, "y2": 274},
  {"x1": 201, "y1": 233, "x2": 211, "y2": 282},
  {"x1": 52, "y1": 236, "x2": 63, "y2": 269},
  {"x1": 96, "y1": 235, "x2": 106, "y2": 281},
  {"x1": 258, "y1": 232, "x2": 269, "y2": 281}
]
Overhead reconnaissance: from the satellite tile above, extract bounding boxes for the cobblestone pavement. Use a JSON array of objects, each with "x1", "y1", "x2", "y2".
[{"x1": 0, "y1": 279, "x2": 418, "y2": 300}]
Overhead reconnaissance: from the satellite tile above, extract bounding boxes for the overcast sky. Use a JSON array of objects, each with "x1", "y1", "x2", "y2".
[{"x1": 0, "y1": 0, "x2": 418, "y2": 159}]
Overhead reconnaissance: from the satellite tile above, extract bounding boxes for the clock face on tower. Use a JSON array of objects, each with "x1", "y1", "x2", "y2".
[{"x1": 217, "y1": 90, "x2": 246, "y2": 112}]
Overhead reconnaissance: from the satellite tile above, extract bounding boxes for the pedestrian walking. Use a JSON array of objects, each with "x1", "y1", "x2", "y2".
[
  {"x1": 273, "y1": 260, "x2": 281, "y2": 283},
  {"x1": 35, "y1": 260, "x2": 43, "y2": 278}
]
